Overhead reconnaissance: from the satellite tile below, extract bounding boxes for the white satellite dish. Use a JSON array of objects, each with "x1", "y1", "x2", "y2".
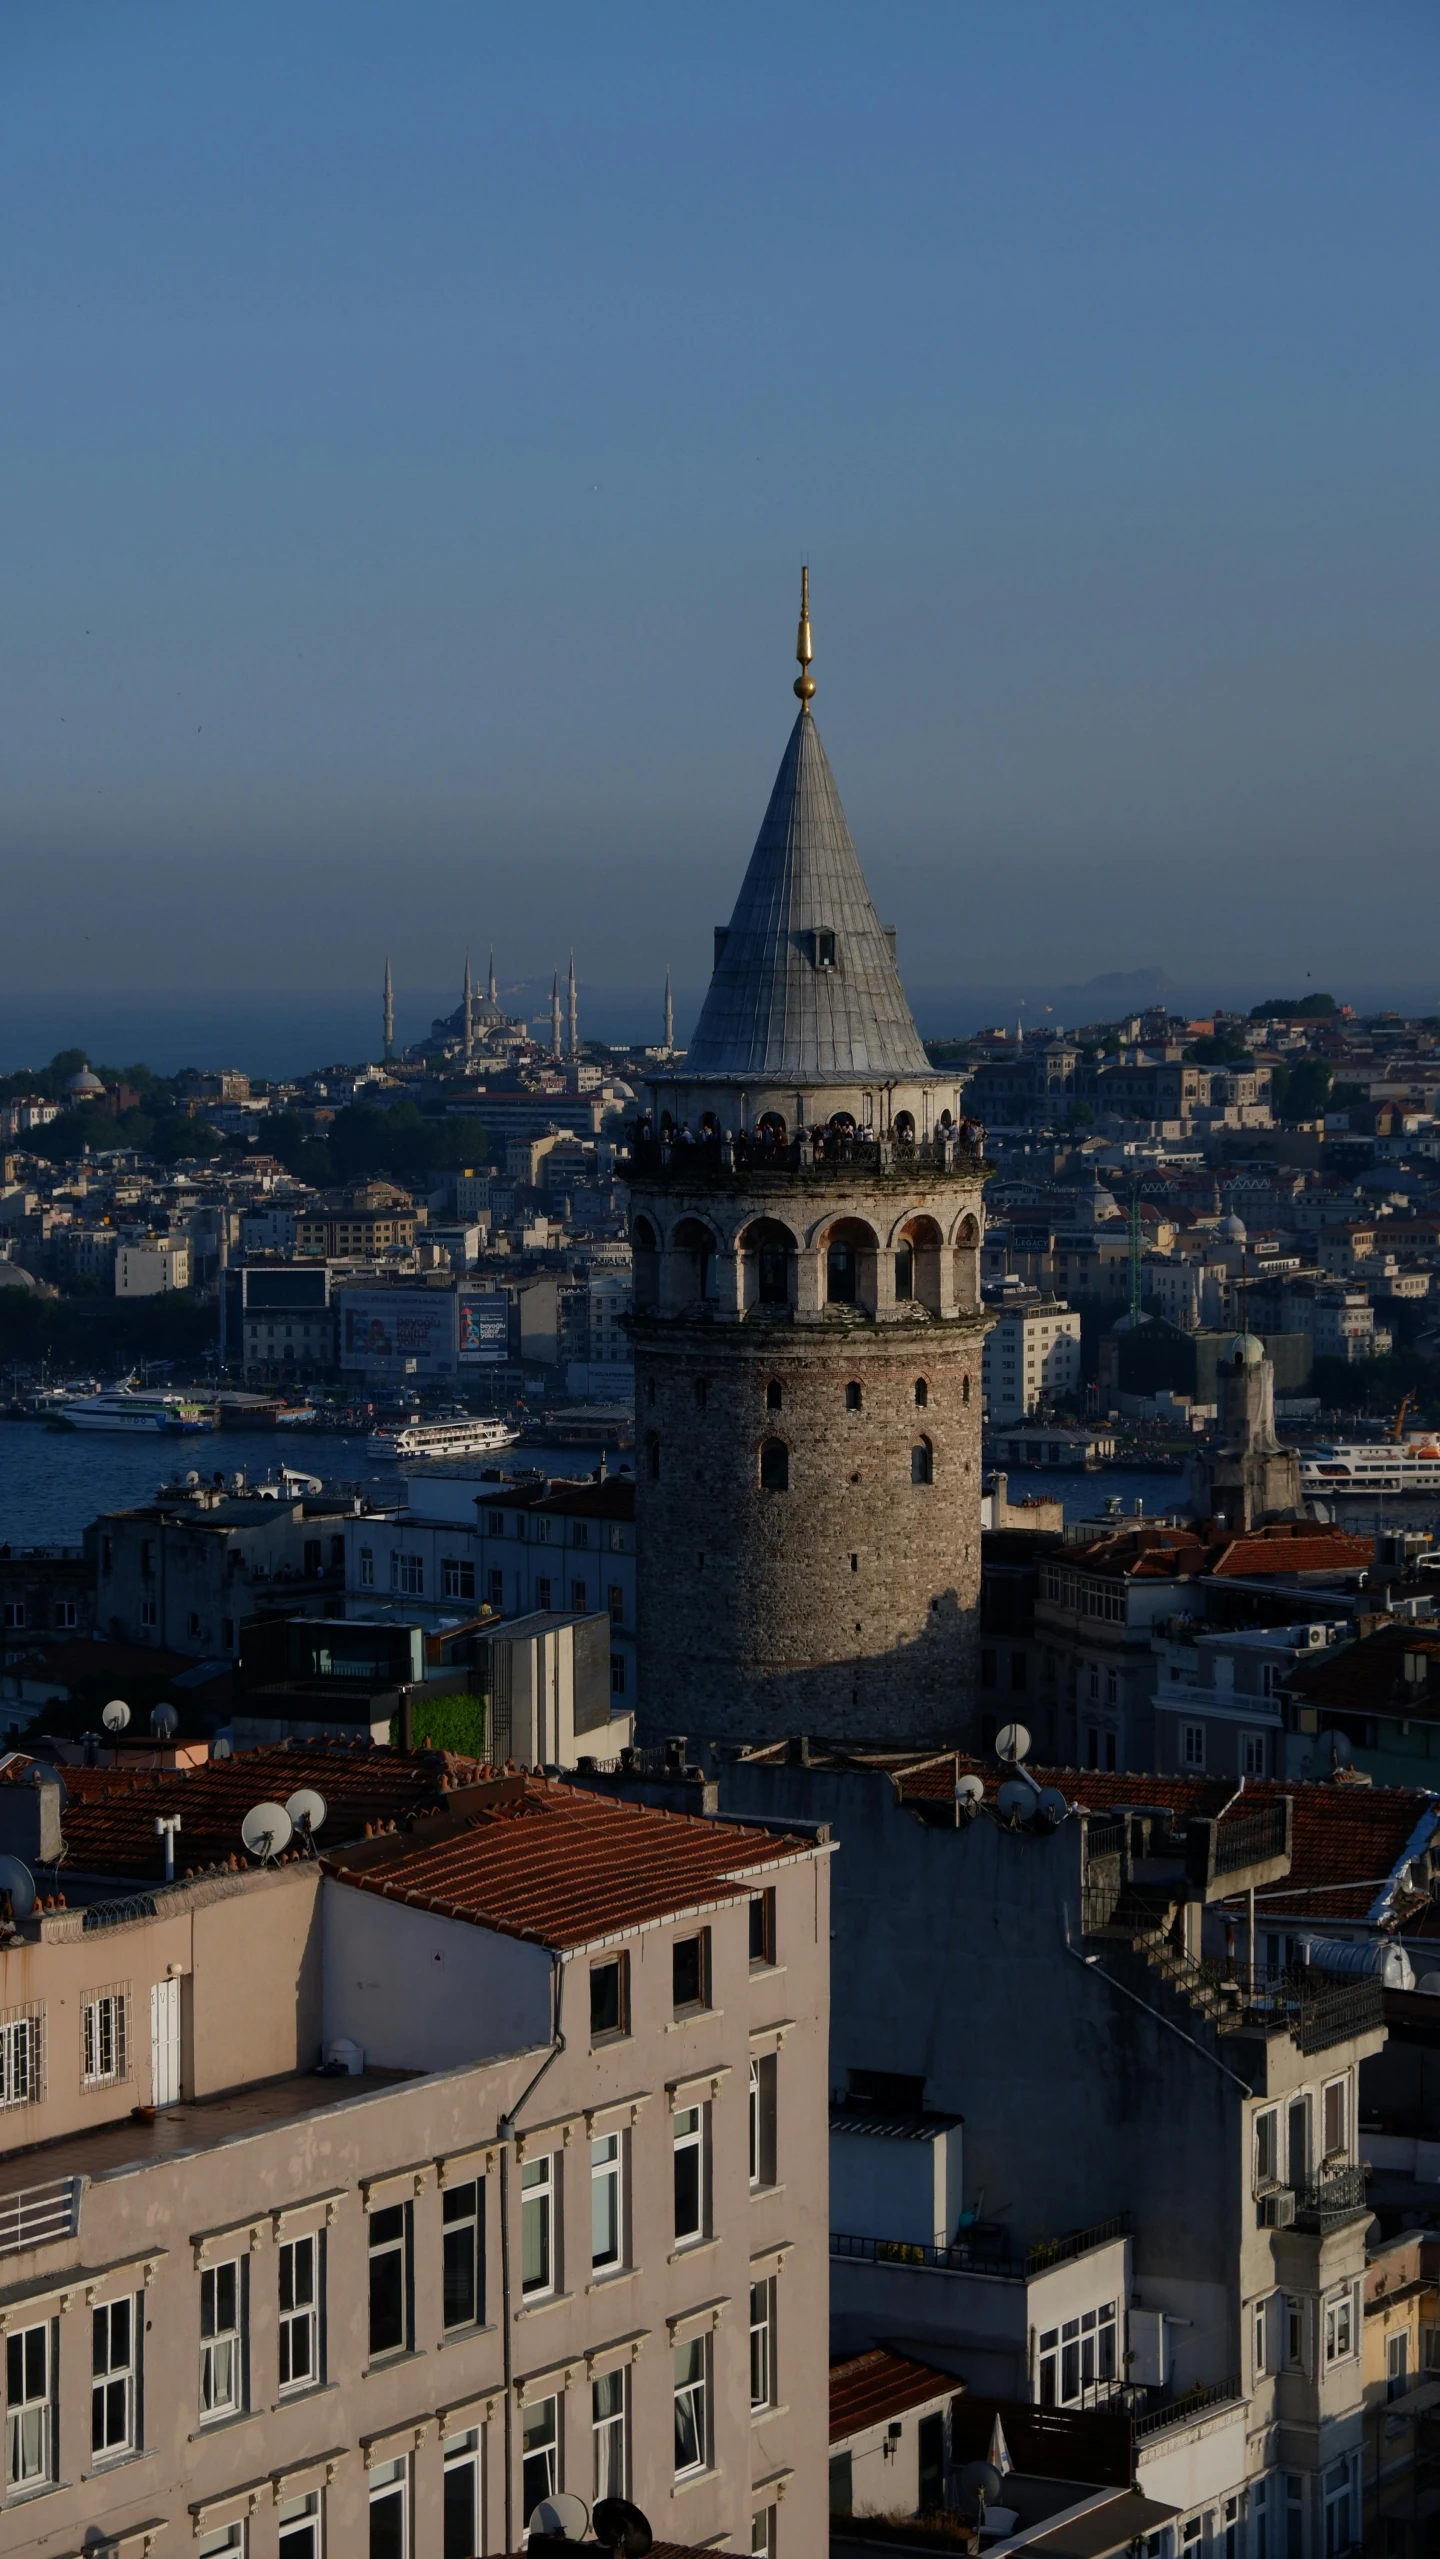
[
  {"x1": 1320, "y1": 1729, "x2": 1353, "y2": 1770},
  {"x1": 240, "y1": 1802, "x2": 293, "y2": 1863},
  {"x1": 151, "y1": 1703, "x2": 179, "y2": 1739},
  {"x1": 995, "y1": 1721, "x2": 1031, "y2": 1765},
  {"x1": 953, "y1": 1773, "x2": 986, "y2": 1807},
  {"x1": 211, "y1": 1734, "x2": 233, "y2": 1760},
  {"x1": 1036, "y1": 1786, "x2": 1069, "y2": 1828},
  {"x1": 285, "y1": 1787, "x2": 327, "y2": 1838},
  {"x1": 529, "y1": 2494, "x2": 591, "y2": 2543},
  {"x1": 102, "y1": 1699, "x2": 131, "y2": 1733},
  {"x1": 996, "y1": 1779, "x2": 1033, "y2": 1825},
  {"x1": 0, "y1": 1857, "x2": 37, "y2": 1922},
  {"x1": 1417, "y1": 1972, "x2": 1440, "y2": 1997}
]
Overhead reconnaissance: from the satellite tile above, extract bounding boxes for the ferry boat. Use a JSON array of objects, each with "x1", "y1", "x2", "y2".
[
  {"x1": 1300, "y1": 1435, "x2": 1440, "y2": 1496},
  {"x1": 368, "y1": 1416, "x2": 518, "y2": 1463},
  {"x1": 51, "y1": 1387, "x2": 215, "y2": 1435}
]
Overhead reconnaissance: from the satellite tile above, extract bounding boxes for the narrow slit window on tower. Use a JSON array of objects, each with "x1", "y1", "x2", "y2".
[
  {"x1": 694, "y1": 1378, "x2": 709, "y2": 1410},
  {"x1": 912, "y1": 1438, "x2": 933, "y2": 1486},
  {"x1": 814, "y1": 930, "x2": 837, "y2": 969},
  {"x1": 961, "y1": 1375, "x2": 971, "y2": 1405},
  {"x1": 766, "y1": 1381, "x2": 783, "y2": 1413},
  {"x1": 845, "y1": 1382, "x2": 862, "y2": 1412},
  {"x1": 760, "y1": 1440, "x2": 790, "y2": 1493},
  {"x1": 915, "y1": 1378, "x2": 929, "y2": 1408},
  {"x1": 895, "y1": 1244, "x2": 914, "y2": 1300}
]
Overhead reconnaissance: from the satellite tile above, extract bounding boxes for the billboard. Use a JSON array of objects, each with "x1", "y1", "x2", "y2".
[
  {"x1": 338, "y1": 1287, "x2": 457, "y2": 1378},
  {"x1": 458, "y1": 1292, "x2": 509, "y2": 1365}
]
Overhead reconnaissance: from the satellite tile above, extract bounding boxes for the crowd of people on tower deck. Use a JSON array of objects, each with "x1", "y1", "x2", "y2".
[{"x1": 627, "y1": 1112, "x2": 986, "y2": 1168}]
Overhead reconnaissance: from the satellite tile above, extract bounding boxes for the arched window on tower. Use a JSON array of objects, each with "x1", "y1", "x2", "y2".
[
  {"x1": 914, "y1": 1378, "x2": 928, "y2": 1409},
  {"x1": 911, "y1": 1437, "x2": 933, "y2": 1486},
  {"x1": 845, "y1": 1382, "x2": 863, "y2": 1412},
  {"x1": 894, "y1": 1242, "x2": 914, "y2": 1301},
  {"x1": 953, "y1": 1214, "x2": 980, "y2": 1313},
  {"x1": 759, "y1": 1439, "x2": 790, "y2": 1492}
]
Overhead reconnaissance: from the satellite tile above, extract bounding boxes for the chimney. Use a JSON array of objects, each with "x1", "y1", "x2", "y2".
[{"x1": 0, "y1": 1770, "x2": 63, "y2": 1867}]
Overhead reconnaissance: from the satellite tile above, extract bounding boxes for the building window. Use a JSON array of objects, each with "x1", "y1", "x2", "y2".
[
  {"x1": 610, "y1": 1653, "x2": 626, "y2": 1695},
  {"x1": 607, "y1": 1582, "x2": 625, "y2": 1626},
  {"x1": 368, "y1": 2203, "x2": 411, "y2": 2357},
  {"x1": 752, "y1": 2507, "x2": 777, "y2": 2559},
  {"x1": 750, "y1": 2279, "x2": 775, "y2": 2410},
  {"x1": 369, "y1": 2454, "x2": 408, "y2": 2559},
  {"x1": 1253, "y1": 2294, "x2": 1268, "y2": 2378},
  {"x1": 911, "y1": 1438, "x2": 933, "y2": 1486},
  {"x1": 1324, "y1": 2287, "x2": 1355, "y2": 2365},
  {"x1": 91, "y1": 2296, "x2": 137, "y2": 2458},
  {"x1": 521, "y1": 2394, "x2": 559, "y2": 2518},
  {"x1": 831, "y1": 2452, "x2": 854, "y2": 2517},
  {"x1": 570, "y1": 1579, "x2": 587, "y2": 1611},
  {"x1": 441, "y1": 1558, "x2": 476, "y2": 1601},
  {"x1": 54, "y1": 1599, "x2": 77, "y2": 1630},
  {"x1": 1181, "y1": 1723, "x2": 1205, "y2": 1770},
  {"x1": 593, "y1": 2367, "x2": 627, "y2": 2499},
  {"x1": 443, "y1": 2428, "x2": 480, "y2": 2559},
  {"x1": 572, "y1": 1520, "x2": 590, "y2": 1548},
  {"x1": 0, "y1": 2005, "x2": 42, "y2": 2108},
  {"x1": 591, "y1": 2133, "x2": 623, "y2": 2271},
  {"x1": 443, "y1": 2180, "x2": 484, "y2": 2331},
  {"x1": 759, "y1": 1438, "x2": 789, "y2": 1491},
  {"x1": 278, "y1": 2233, "x2": 320, "y2": 2391},
  {"x1": 140, "y1": 1597, "x2": 157, "y2": 1628},
  {"x1": 199, "y1": 2259, "x2": 244, "y2": 2418},
  {"x1": 915, "y1": 1378, "x2": 929, "y2": 1408},
  {"x1": 749, "y1": 2054, "x2": 777, "y2": 2188},
  {"x1": 82, "y1": 1986, "x2": 128, "y2": 2086},
  {"x1": 1243, "y1": 1732, "x2": 1267, "y2": 1776},
  {"x1": 488, "y1": 1569, "x2": 504, "y2": 1609},
  {"x1": 673, "y1": 1930, "x2": 708, "y2": 2014},
  {"x1": 536, "y1": 1577, "x2": 553, "y2": 1610},
  {"x1": 749, "y1": 1890, "x2": 775, "y2": 1968},
  {"x1": 521, "y1": 2156, "x2": 555, "y2": 2296},
  {"x1": 674, "y1": 2334, "x2": 709, "y2": 2476},
  {"x1": 1286, "y1": 2297, "x2": 1306, "y2": 2370},
  {"x1": 1323, "y1": 2077, "x2": 1348, "y2": 2159},
  {"x1": 1255, "y1": 2107, "x2": 1279, "y2": 2190},
  {"x1": 591, "y1": 1956, "x2": 627, "y2": 2042},
  {"x1": 390, "y1": 1552, "x2": 423, "y2": 1596},
  {"x1": 5, "y1": 2322, "x2": 52, "y2": 2488},
  {"x1": 845, "y1": 1381, "x2": 862, "y2": 1412},
  {"x1": 827, "y1": 1242, "x2": 857, "y2": 1303},
  {"x1": 674, "y1": 2104, "x2": 707, "y2": 2243},
  {"x1": 1322, "y1": 2456, "x2": 1353, "y2": 2556},
  {"x1": 765, "y1": 1380, "x2": 783, "y2": 1412}
]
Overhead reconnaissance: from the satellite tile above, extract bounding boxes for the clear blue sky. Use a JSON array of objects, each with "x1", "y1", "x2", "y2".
[{"x1": 5, "y1": 2, "x2": 1440, "y2": 1011}]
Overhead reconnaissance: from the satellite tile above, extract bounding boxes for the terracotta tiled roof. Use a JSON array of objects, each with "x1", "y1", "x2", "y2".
[
  {"x1": 475, "y1": 1478, "x2": 635, "y2": 1522},
  {"x1": 1289, "y1": 1621, "x2": 1440, "y2": 1723},
  {"x1": 12, "y1": 1741, "x2": 477, "y2": 1883},
  {"x1": 1062, "y1": 1523, "x2": 1371, "y2": 1583},
  {"x1": 830, "y1": 2348, "x2": 957, "y2": 2442},
  {"x1": 323, "y1": 1777, "x2": 821, "y2": 1949}
]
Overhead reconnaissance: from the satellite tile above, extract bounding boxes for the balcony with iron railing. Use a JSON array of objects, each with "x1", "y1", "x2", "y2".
[
  {"x1": 621, "y1": 1126, "x2": 988, "y2": 1185},
  {"x1": 0, "y1": 2176, "x2": 83, "y2": 2257},
  {"x1": 832, "y1": 2211, "x2": 1128, "y2": 2287},
  {"x1": 1291, "y1": 2162, "x2": 1370, "y2": 2229}
]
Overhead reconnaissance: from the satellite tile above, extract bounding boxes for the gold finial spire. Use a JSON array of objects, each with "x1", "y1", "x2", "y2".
[{"x1": 793, "y1": 565, "x2": 816, "y2": 707}]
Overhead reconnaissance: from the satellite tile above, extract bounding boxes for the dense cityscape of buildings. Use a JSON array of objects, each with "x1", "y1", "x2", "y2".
[{"x1": 2, "y1": 597, "x2": 1440, "y2": 2557}]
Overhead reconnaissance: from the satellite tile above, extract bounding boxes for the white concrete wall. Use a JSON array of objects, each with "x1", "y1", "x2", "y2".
[{"x1": 320, "y1": 1880, "x2": 552, "y2": 2071}]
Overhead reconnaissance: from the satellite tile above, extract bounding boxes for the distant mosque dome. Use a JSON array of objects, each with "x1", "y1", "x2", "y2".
[
  {"x1": 1223, "y1": 1332, "x2": 1265, "y2": 1367},
  {"x1": 1218, "y1": 1211, "x2": 1247, "y2": 1242},
  {"x1": 66, "y1": 1065, "x2": 104, "y2": 1097}
]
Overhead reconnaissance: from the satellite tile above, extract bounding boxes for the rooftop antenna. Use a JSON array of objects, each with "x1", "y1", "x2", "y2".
[
  {"x1": 102, "y1": 1699, "x2": 131, "y2": 1734},
  {"x1": 240, "y1": 1801, "x2": 293, "y2": 1864},
  {"x1": 154, "y1": 1814, "x2": 182, "y2": 1884},
  {"x1": 794, "y1": 565, "x2": 815, "y2": 709},
  {"x1": 0, "y1": 1856, "x2": 36, "y2": 1929}
]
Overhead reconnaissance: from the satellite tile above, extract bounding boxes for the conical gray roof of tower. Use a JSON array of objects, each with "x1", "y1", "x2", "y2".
[{"x1": 683, "y1": 708, "x2": 932, "y2": 1083}]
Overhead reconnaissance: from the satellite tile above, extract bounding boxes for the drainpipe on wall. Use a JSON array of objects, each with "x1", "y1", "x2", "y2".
[{"x1": 498, "y1": 1951, "x2": 566, "y2": 2552}]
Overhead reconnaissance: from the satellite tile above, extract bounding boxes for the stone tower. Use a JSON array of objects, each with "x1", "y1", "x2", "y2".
[
  {"x1": 624, "y1": 577, "x2": 990, "y2": 1746},
  {"x1": 1189, "y1": 1332, "x2": 1304, "y2": 1531}
]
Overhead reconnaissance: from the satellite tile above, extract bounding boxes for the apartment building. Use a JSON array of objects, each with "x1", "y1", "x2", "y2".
[
  {"x1": 115, "y1": 1236, "x2": 191, "y2": 1295},
  {"x1": 295, "y1": 1183, "x2": 418, "y2": 1259},
  {"x1": 97, "y1": 1480, "x2": 352, "y2": 1657},
  {"x1": 0, "y1": 1747, "x2": 829, "y2": 2559},
  {"x1": 702, "y1": 1745, "x2": 1387, "y2": 2559},
  {"x1": 980, "y1": 1296, "x2": 1081, "y2": 1426}
]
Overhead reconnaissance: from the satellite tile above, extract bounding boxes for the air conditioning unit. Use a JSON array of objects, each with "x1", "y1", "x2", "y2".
[{"x1": 1259, "y1": 2189, "x2": 1296, "y2": 2228}]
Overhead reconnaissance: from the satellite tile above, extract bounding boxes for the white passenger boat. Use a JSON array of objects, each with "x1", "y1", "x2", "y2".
[
  {"x1": 368, "y1": 1416, "x2": 518, "y2": 1462},
  {"x1": 52, "y1": 1388, "x2": 214, "y2": 1435},
  {"x1": 1300, "y1": 1436, "x2": 1440, "y2": 1496}
]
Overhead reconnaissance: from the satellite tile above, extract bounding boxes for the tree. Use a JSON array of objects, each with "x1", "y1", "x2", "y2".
[
  {"x1": 1250, "y1": 994, "x2": 1338, "y2": 1020},
  {"x1": 1270, "y1": 1059, "x2": 1333, "y2": 1122}
]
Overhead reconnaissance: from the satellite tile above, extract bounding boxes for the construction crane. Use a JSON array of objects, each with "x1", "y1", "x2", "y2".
[{"x1": 1391, "y1": 1390, "x2": 1416, "y2": 1442}]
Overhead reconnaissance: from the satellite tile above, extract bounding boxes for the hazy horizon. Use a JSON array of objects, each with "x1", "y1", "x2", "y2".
[{"x1": 6, "y1": 5, "x2": 1440, "y2": 1006}]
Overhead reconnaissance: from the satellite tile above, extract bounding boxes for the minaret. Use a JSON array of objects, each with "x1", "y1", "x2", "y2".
[
  {"x1": 567, "y1": 951, "x2": 579, "y2": 1063},
  {"x1": 487, "y1": 951, "x2": 498, "y2": 1006},
  {"x1": 624, "y1": 571, "x2": 991, "y2": 1746},
  {"x1": 382, "y1": 958, "x2": 394, "y2": 1064},
  {"x1": 550, "y1": 971, "x2": 562, "y2": 1062},
  {"x1": 462, "y1": 951, "x2": 474, "y2": 1067},
  {"x1": 663, "y1": 968, "x2": 674, "y2": 1056}
]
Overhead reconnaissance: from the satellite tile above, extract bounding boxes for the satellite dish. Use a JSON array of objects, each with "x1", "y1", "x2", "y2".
[
  {"x1": 0, "y1": 1857, "x2": 36, "y2": 1923},
  {"x1": 593, "y1": 2501, "x2": 653, "y2": 2559},
  {"x1": 185, "y1": 1470, "x2": 200, "y2": 1488},
  {"x1": 102, "y1": 1699, "x2": 131, "y2": 1733},
  {"x1": 527, "y1": 2494, "x2": 591, "y2": 2543},
  {"x1": 996, "y1": 1779, "x2": 1033, "y2": 1825},
  {"x1": 1320, "y1": 1729, "x2": 1353, "y2": 1770},
  {"x1": 995, "y1": 1721, "x2": 1031, "y2": 1764},
  {"x1": 958, "y1": 2461, "x2": 1002, "y2": 2514},
  {"x1": 211, "y1": 1734, "x2": 233, "y2": 1760},
  {"x1": 1418, "y1": 1973, "x2": 1440, "y2": 1996},
  {"x1": 954, "y1": 1773, "x2": 986, "y2": 1808},
  {"x1": 285, "y1": 1787, "x2": 327, "y2": 1837},
  {"x1": 151, "y1": 1703, "x2": 179, "y2": 1739},
  {"x1": 240, "y1": 1802, "x2": 293, "y2": 1863},
  {"x1": 1036, "y1": 1786, "x2": 1069, "y2": 1828}
]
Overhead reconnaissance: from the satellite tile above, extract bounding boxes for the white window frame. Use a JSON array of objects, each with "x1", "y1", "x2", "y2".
[
  {"x1": 367, "y1": 2201, "x2": 411, "y2": 2358},
  {"x1": 368, "y1": 2454, "x2": 409, "y2": 2554},
  {"x1": 0, "y1": 2005, "x2": 42, "y2": 2109},
  {"x1": 441, "y1": 1556, "x2": 476, "y2": 1601},
  {"x1": 1254, "y1": 2106, "x2": 1279, "y2": 2191},
  {"x1": 390, "y1": 1551, "x2": 423, "y2": 1597},
  {"x1": 359, "y1": 1546, "x2": 375, "y2": 1589},
  {"x1": 1322, "y1": 2074, "x2": 1349, "y2": 2160},
  {"x1": 521, "y1": 2392, "x2": 559, "y2": 2516},
  {"x1": 521, "y1": 2154, "x2": 556, "y2": 2299},
  {"x1": 1324, "y1": 2283, "x2": 1357, "y2": 2367},
  {"x1": 277, "y1": 2489, "x2": 321, "y2": 2556},
  {"x1": 591, "y1": 2132, "x2": 622, "y2": 2273},
  {"x1": 82, "y1": 1985, "x2": 129, "y2": 2088},
  {"x1": 278, "y1": 2231, "x2": 320, "y2": 2393},
  {"x1": 197, "y1": 2526, "x2": 245, "y2": 2559},
  {"x1": 674, "y1": 2332, "x2": 709, "y2": 2478},
  {"x1": 673, "y1": 2103, "x2": 707, "y2": 2245},
  {"x1": 199, "y1": 2257, "x2": 244, "y2": 2420},
  {"x1": 1181, "y1": 1722, "x2": 1205, "y2": 1770},
  {"x1": 442, "y1": 2178, "x2": 484, "y2": 2333},
  {"x1": 592, "y1": 2364, "x2": 628, "y2": 2500},
  {"x1": 443, "y1": 2427, "x2": 481, "y2": 2553},
  {"x1": 5, "y1": 2320, "x2": 52, "y2": 2489},
  {"x1": 91, "y1": 2293, "x2": 138, "y2": 2460},
  {"x1": 750, "y1": 2278, "x2": 775, "y2": 2412},
  {"x1": 751, "y1": 2506, "x2": 777, "y2": 2559}
]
